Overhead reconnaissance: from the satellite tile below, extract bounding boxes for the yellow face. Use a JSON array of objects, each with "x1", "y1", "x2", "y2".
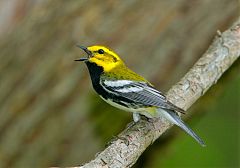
[{"x1": 86, "y1": 45, "x2": 124, "y2": 72}]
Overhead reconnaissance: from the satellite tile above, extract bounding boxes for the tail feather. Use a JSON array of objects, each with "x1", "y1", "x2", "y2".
[{"x1": 160, "y1": 109, "x2": 206, "y2": 147}]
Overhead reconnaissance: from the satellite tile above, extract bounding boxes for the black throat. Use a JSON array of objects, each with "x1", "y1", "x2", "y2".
[
  {"x1": 85, "y1": 61, "x2": 118, "y2": 101},
  {"x1": 84, "y1": 61, "x2": 140, "y2": 108},
  {"x1": 85, "y1": 61, "x2": 103, "y2": 85}
]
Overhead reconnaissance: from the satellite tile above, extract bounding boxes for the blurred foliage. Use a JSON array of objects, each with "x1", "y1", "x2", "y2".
[{"x1": 0, "y1": 0, "x2": 239, "y2": 167}]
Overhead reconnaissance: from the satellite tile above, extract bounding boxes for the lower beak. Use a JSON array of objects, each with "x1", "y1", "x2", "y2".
[
  {"x1": 74, "y1": 58, "x2": 88, "y2": 61},
  {"x1": 75, "y1": 45, "x2": 92, "y2": 62}
]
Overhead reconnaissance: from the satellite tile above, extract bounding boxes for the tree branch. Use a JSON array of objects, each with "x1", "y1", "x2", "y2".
[{"x1": 78, "y1": 17, "x2": 240, "y2": 168}]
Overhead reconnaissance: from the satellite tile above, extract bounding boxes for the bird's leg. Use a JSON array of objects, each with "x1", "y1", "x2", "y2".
[
  {"x1": 108, "y1": 113, "x2": 142, "y2": 146},
  {"x1": 133, "y1": 112, "x2": 141, "y2": 122},
  {"x1": 126, "y1": 112, "x2": 141, "y2": 129}
]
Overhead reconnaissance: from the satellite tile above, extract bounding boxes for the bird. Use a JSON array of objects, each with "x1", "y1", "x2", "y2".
[{"x1": 75, "y1": 45, "x2": 205, "y2": 147}]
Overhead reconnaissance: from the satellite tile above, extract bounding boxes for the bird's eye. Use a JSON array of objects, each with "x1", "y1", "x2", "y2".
[{"x1": 98, "y1": 49, "x2": 104, "y2": 54}]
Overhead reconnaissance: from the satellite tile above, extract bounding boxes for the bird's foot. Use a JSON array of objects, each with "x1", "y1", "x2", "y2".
[
  {"x1": 106, "y1": 135, "x2": 129, "y2": 147},
  {"x1": 126, "y1": 121, "x2": 138, "y2": 129}
]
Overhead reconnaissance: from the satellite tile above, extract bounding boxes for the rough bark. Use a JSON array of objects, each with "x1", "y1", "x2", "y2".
[{"x1": 80, "y1": 17, "x2": 240, "y2": 168}]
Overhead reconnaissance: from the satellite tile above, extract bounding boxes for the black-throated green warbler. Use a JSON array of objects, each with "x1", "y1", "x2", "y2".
[{"x1": 75, "y1": 45, "x2": 205, "y2": 147}]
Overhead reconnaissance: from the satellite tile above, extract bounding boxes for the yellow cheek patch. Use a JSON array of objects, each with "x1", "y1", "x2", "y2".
[{"x1": 89, "y1": 57, "x2": 120, "y2": 72}]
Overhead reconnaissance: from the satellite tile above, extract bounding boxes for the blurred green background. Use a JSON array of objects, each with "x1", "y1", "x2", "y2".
[{"x1": 0, "y1": 0, "x2": 239, "y2": 167}]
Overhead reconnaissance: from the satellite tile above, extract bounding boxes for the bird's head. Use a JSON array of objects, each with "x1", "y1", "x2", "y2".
[{"x1": 75, "y1": 45, "x2": 124, "y2": 72}]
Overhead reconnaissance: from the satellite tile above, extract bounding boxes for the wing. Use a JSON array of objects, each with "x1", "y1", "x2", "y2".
[{"x1": 101, "y1": 79, "x2": 185, "y2": 113}]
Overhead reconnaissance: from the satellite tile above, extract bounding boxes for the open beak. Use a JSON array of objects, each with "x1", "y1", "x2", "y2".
[{"x1": 75, "y1": 45, "x2": 92, "y2": 61}]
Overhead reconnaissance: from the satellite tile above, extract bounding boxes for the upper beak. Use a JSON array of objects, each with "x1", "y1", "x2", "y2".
[{"x1": 75, "y1": 45, "x2": 92, "y2": 61}]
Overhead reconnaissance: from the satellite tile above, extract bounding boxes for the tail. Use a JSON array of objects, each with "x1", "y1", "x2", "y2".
[{"x1": 159, "y1": 109, "x2": 206, "y2": 147}]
